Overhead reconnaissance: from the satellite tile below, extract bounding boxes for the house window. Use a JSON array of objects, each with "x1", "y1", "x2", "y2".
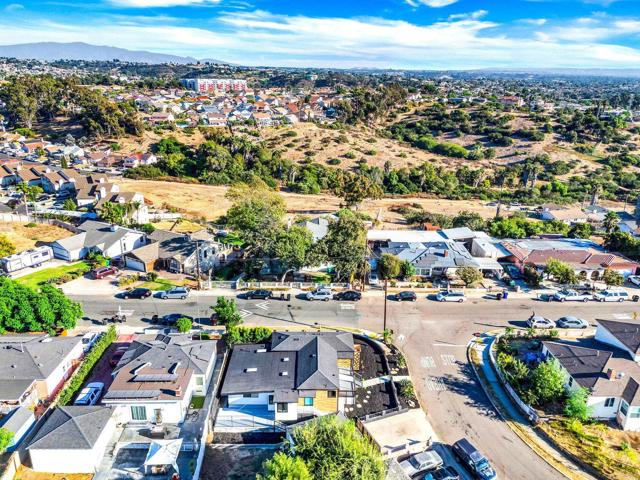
[
  {"x1": 620, "y1": 401, "x2": 629, "y2": 416},
  {"x1": 268, "y1": 395, "x2": 274, "y2": 405},
  {"x1": 131, "y1": 406, "x2": 147, "y2": 421},
  {"x1": 242, "y1": 393, "x2": 259, "y2": 398},
  {"x1": 605, "y1": 398, "x2": 615, "y2": 408},
  {"x1": 568, "y1": 377, "x2": 573, "y2": 387},
  {"x1": 277, "y1": 403, "x2": 288, "y2": 413},
  {"x1": 630, "y1": 407, "x2": 640, "y2": 419},
  {"x1": 304, "y1": 397, "x2": 314, "y2": 407},
  {"x1": 327, "y1": 391, "x2": 337, "y2": 398},
  {"x1": 196, "y1": 377, "x2": 204, "y2": 386}
]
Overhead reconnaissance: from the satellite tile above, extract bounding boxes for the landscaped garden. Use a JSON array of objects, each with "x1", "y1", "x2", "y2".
[
  {"x1": 495, "y1": 332, "x2": 640, "y2": 480},
  {"x1": 16, "y1": 261, "x2": 91, "y2": 289}
]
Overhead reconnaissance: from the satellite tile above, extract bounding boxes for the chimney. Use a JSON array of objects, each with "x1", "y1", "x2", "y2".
[
  {"x1": 607, "y1": 368, "x2": 616, "y2": 380},
  {"x1": 173, "y1": 386, "x2": 182, "y2": 397},
  {"x1": 443, "y1": 250, "x2": 449, "y2": 257}
]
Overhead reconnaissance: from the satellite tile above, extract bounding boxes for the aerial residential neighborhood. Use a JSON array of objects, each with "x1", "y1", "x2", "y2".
[{"x1": 1, "y1": 1, "x2": 640, "y2": 480}]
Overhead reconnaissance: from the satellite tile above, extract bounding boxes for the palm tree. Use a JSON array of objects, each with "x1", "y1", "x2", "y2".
[{"x1": 603, "y1": 211, "x2": 620, "y2": 235}]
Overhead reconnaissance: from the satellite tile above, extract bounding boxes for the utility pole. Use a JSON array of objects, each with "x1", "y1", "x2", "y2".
[
  {"x1": 383, "y1": 278, "x2": 388, "y2": 333},
  {"x1": 195, "y1": 240, "x2": 202, "y2": 290}
]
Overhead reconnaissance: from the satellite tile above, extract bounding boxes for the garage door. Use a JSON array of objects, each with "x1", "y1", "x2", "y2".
[{"x1": 125, "y1": 256, "x2": 146, "y2": 272}]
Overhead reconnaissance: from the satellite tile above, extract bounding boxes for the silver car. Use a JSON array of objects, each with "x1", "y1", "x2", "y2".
[
  {"x1": 399, "y1": 450, "x2": 444, "y2": 477},
  {"x1": 556, "y1": 316, "x2": 589, "y2": 329},
  {"x1": 527, "y1": 315, "x2": 555, "y2": 329},
  {"x1": 159, "y1": 286, "x2": 190, "y2": 300}
]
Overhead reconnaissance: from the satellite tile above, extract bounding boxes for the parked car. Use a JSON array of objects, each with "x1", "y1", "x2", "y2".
[
  {"x1": 306, "y1": 288, "x2": 333, "y2": 301},
  {"x1": 527, "y1": 315, "x2": 555, "y2": 329},
  {"x1": 81, "y1": 332, "x2": 102, "y2": 353},
  {"x1": 244, "y1": 289, "x2": 273, "y2": 300},
  {"x1": 122, "y1": 288, "x2": 152, "y2": 300},
  {"x1": 436, "y1": 291, "x2": 466, "y2": 303},
  {"x1": 74, "y1": 382, "x2": 104, "y2": 406},
  {"x1": 159, "y1": 313, "x2": 194, "y2": 326},
  {"x1": 109, "y1": 347, "x2": 128, "y2": 367},
  {"x1": 159, "y1": 286, "x2": 190, "y2": 300},
  {"x1": 399, "y1": 450, "x2": 444, "y2": 477},
  {"x1": 334, "y1": 290, "x2": 362, "y2": 301},
  {"x1": 556, "y1": 316, "x2": 589, "y2": 329},
  {"x1": 594, "y1": 290, "x2": 630, "y2": 303},
  {"x1": 369, "y1": 273, "x2": 380, "y2": 286},
  {"x1": 627, "y1": 275, "x2": 640, "y2": 287},
  {"x1": 423, "y1": 466, "x2": 462, "y2": 480},
  {"x1": 395, "y1": 291, "x2": 417, "y2": 302},
  {"x1": 452, "y1": 438, "x2": 497, "y2": 480},
  {"x1": 553, "y1": 289, "x2": 592, "y2": 303},
  {"x1": 92, "y1": 266, "x2": 118, "y2": 279}
]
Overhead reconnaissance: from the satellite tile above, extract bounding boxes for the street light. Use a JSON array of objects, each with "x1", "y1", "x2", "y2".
[{"x1": 383, "y1": 279, "x2": 388, "y2": 333}]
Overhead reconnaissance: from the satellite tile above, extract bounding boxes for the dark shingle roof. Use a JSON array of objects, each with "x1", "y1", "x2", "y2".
[
  {"x1": 28, "y1": 406, "x2": 112, "y2": 450},
  {"x1": 598, "y1": 320, "x2": 640, "y2": 355},
  {"x1": 543, "y1": 341, "x2": 611, "y2": 389}
]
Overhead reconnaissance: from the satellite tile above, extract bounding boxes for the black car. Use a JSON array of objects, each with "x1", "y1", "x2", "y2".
[
  {"x1": 334, "y1": 290, "x2": 362, "y2": 301},
  {"x1": 423, "y1": 466, "x2": 461, "y2": 480},
  {"x1": 157, "y1": 313, "x2": 194, "y2": 326},
  {"x1": 245, "y1": 289, "x2": 273, "y2": 300},
  {"x1": 395, "y1": 291, "x2": 417, "y2": 302},
  {"x1": 122, "y1": 288, "x2": 152, "y2": 299}
]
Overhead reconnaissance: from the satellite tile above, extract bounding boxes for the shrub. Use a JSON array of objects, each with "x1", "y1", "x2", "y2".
[
  {"x1": 399, "y1": 379, "x2": 415, "y2": 398},
  {"x1": 564, "y1": 387, "x2": 591, "y2": 421},
  {"x1": 0, "y1": 428, "x2": 13, "y2": 454},
  {"x1": 226, "y1": 326, "x2": 273, "y2": 346},
  {"x1": 327, "y1": 158, "x2": 342, "y2": 165},
  {"x1": 176, "y1": 317, "x2": 193, "y2": 333},
  {"x1": 58, "y1": 326, "x2": 116, "y2": 406},
  {"x1": 146, "y1": 272, "x2": 159, "y2": 282},
  {"x1": 343, "y1": 151, "x2": 357, "y2": 159},
  {"x1": 25, "y1": 222, "x2": 37, "y2": 228},
  {"x1": 258, "y1": 452, "x2": 312, "y2": 480},
  {"x1": 531, "y1": 359, "x2": 565, "y2": 405}
]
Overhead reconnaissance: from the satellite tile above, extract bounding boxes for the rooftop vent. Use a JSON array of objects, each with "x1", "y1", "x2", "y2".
[
  {"x1": 245, "y1": 367, "x2": 257, "y2": 373},
  {"x1": 168, "y1": 362, "x2": 181, "y2": 374},
  {"x1": 280, "y1": 371, "x2": 289, "y2": 376},
  {"x1": 282, "y1": 357, "x2": 289, "y2": 362},
  {"x1": 256, "y1": 348, "x2": 267, "y2": 353}
]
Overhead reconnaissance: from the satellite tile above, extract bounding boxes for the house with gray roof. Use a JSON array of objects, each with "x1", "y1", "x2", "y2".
[
  {"x1": 0, "y1": 406, "x2": 35, "y2": 452},
  {"x1": 219, "y1": 332, "x2": 356, "y2": 423},
  {"x1": 542, "y1": 319, "x2": 640, "y2": 432},
  {"x1": 0, "y1": 334, "x2": 83, "y2": 413},
  {"x1": 50, "y1": 220, "x2": 146, "y2": 261},
  {"x1": 102, "y1": 333, "x2": 217, "y2": 424},
  {"x1": 27, "y1": 406, "x2": 116, "y2": 473}
]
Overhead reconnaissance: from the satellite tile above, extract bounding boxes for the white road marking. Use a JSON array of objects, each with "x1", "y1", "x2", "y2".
[
  {"x1": 239, "y1": 309, "x2": 253, "y2": 319},
  {"x1": 432, "y1": 343, "x2": 468, "y2": 347},
  {"x1": 340, "y1": 303, "x2": 356, "y2": 310},
  {"x1": 441, "y1": 354, "x2": 457, "y2": 366},
  {"x1": 421, "y1": 356, "x2": 436, "y2": 369},
  {"x1": 613, "y1": 313, "x2": 631, "y2": 320},
  {"x1": 425, "y1": 377, "x2": 447, "y2": 392},
  {"x1": 396, "y1": 334, "x2": 406, "y2": 345},
  {"x1": 256, "y1": 301, "x2": 270, "y2": 311}
]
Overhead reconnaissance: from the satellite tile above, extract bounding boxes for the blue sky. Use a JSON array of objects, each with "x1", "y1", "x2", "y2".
[{"x1": 1, "y1": 0, "x2": 640, "y2": 68}]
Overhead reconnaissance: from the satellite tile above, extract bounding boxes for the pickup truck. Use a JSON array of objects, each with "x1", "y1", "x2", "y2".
[
  {"x1": 399, "y1": 450, "x2": 443, "y2": 477},
  {"x1": 553, "y1": 289, "x2": 592, "y2": 302}
]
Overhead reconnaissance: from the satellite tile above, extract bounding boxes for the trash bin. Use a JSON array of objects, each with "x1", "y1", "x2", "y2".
[
  {"x1": 496, "y1": 292, "x2": 503, "y2": 301},
  {"x1": 502, "y1": 290, "x2": 509, "y2": 300},
  {"x1": 280, "y1": 293, "x2": 285, "y2": 301},
  {"x1": 286, "y1": 293, "x2": 291, "y2": 301},
  {"x1": 633, "y1": 295, "x2": 639, "y2": 303}
]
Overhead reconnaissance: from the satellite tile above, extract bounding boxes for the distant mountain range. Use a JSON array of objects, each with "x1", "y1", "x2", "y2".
[{"x1": 0, "y1": 42, "x2": 227, "y2": 65}]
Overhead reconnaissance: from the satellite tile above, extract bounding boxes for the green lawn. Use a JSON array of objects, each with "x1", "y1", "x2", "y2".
[
  {"x1": 17, "y1": 262, "x2": 91, "y2": 289},
  {"x1": 190, "y1": 395, "x2": 206, "y2": 409},
  {"x1": 216, "y1": 232, "x2": 244, "y2": 247},
  {"x1": 139, "y1": 278, "x2": 177, "y2": 291},
  {"x1": 213, "y1": 262, "x2": 243, "y2": 281}
]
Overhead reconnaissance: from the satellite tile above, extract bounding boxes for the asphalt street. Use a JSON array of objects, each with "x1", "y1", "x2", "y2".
[{"x1": 70, "y1": 290, "x2": 640, "y2": 479}]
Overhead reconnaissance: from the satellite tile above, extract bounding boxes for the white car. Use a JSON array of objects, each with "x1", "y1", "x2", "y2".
[
  {"x1": 594, "y1": 290, "x2": 630, "y2": 303},
  {"x1": 556, "y1": 316, "x2": 589, "y2": 329},
  {"x1": 81, "y1": 332, "x2": 102, "y2": 353},
  {"x1": 368, "y1": 273, "x2": 380, "y2": 286},
  {"x1": 628, "y1": 276, "x2": 640, "y2": 287},
  {"x1": 306, "y1": 288, "x2": 333, "y2": 301},
  {"x1": 74, "y1": 382, "x2": 104, "y2": 406},
  {"x1": 399, "y1": 450, "x2": 444, "y2": 477},
  {"x1": 159, "y1": 286, "x2": 190, "y2": 300},
  {"x1": 435, "y1": 291, "x2": 466, "y2": 303},
  {"x1": 527, "y1": 315, "x2": 555, "y2": 329},
  {"x1": 553, "y1": 289, "x2": 592, "y2": 303}
]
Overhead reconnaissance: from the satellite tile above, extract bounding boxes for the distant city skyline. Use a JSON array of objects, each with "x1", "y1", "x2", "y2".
[{"x1": 0, "y1": 0, "x2": 639, "y2": 69}]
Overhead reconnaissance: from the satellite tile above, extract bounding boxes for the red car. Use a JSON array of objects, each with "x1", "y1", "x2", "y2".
[
  {"x1": 92, "y1": 266, "x2": 118, "y2": 279},
  {"x1": 109, "y1": 347, "x2": 128, "y2": 367}
]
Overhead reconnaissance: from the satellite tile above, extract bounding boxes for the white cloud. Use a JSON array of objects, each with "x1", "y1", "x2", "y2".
[
  {"x1": 521, "y1": 18, "x2": 547, "y2": 26},
  {"x1": 108, "y1": 0, "x2": 220, "y2": 7},
  {"x1": 448, "y1": 10, "x2": 488, "y2": 21},
  {"x1": 406, "y1": 0, "x2": 459, "y2": 7},
  {"x1": 4, "y1": 3, "x2": 25, "y2": 12}
]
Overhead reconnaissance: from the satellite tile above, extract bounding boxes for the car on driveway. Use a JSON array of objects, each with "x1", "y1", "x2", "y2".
[
  {"x1": 334, "y1": 290, "x2": 362, "y2": 301},
  {"x1": 556, "y1": 316, "x2": 589, "y2": 329},
  {"x1": 369, "y1": 273, "x2": 380, "y2": 286},
  {"x1": 423, "y1": 466, "x2": 461, "y2": 480},
  {"x1": 452, "y1": 438, "x2": 497, "y2": 480},
  {"x1": 594, "y1": 290, "x2": 630, "y2": 302},
  {"x1": 74, "y1": 382, "x2": 104, "y2": 406},
  {"x1": 399, "y1": 449, "x2": 444, "y2": 477},
  {"x1": 306, "y1": 288, "x2": 333, "y2": 301},
  {"x1": 92, "y1": 266, "x2": 118, "y2": 279},
  {"x1": 159, "y1": 286, "x2": 190, "y2": 300},
  {"x1": 436, "y1": 291, "x2": 466, "y2": 303},
  {"x1": 395, "y1": 291, "x2": 417, "y2": 302},
  {"x1": 121, "y1": 288, "x2": 152, "y2": 299},
  {"x1": 81, "y1": 332, "x2": 102, "y2": 353},
  {"x1": 244, "y1": 289, "x2": 273, "y2": 300},
  {"x1": 553, "y1": 289, "x2": 592, "y2": 302},
  {"x1": 527, "y1": 315, "x2": 555, "y2": 329},
  {"x1": 627, "y1": 275, "x2": 640, "y2": 287}
]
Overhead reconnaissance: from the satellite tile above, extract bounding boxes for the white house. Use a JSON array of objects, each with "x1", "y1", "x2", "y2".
[{"x1": 27, "y1": 406, "x2": 116, "y2": 473}]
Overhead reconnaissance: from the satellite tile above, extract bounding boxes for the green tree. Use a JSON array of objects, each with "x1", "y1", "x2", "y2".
[
  {"x1": 62, "y1": 198, "x2": 77, "y2": 211},
  {"x1": 16, "y1": 182, "x2": 43, "y2": 203},
  {"x1": 258, "y1": 452, "x2": 312, "y2": 480},
  {"x1": 568, "y1": 223, "x2": 593, "y2": 239},
  {"x1": 602, "y1": 268, "x2": 624, "y2": 287},
  {"x1": 98, "y1": 201, "x2": 126, "y2": 225},
  {"x1": 275, "y1": 226, "x2": 314, "y2": 282},
  {"x1": 175, "y1": 317, "x2": 193, "y2": 333},
  {"x1": 604, "y1": 211, "x2": 620, "y2": 235},
  {"x1": 290, "y1": 416, "x2": 385, "y2": 480},
  {"x1": 531, "y1": 359, "x2": 565, "y2": 405},
  {"x1": 0, "y1": 427, "x2": 14, "y2": 454},
  {"x1": 564, "y1": 387, "x2": 591, "y2": 421},
  {"x1": 378, "y1": 254, "x2": 402, "y2": 280},
  {"x1": 523, "y1": 265, "x2": 542, "y2": 287},
  {"x1": 0, "y1": 234, "x2": 16, "y2": 257},
  {"x1": 212, "y1": 297, "x2": 243, "y2": 329},
  {"x1": 400, "y1": 260, "x2": 416, "y2": 279},
  {"x1": 457, "y1": 266, "x2": 483, "y2": 286},
  {"x1": 545, "y1": 258, "x2": 577, "y2": 285}
]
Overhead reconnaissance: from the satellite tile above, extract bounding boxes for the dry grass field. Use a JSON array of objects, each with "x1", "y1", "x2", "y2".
[{"x1": 0, "y1": 222, "x2": 74, "y2": 252}]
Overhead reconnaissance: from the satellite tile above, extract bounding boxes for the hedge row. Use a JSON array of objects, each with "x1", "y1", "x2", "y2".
[
  {"x1": 225, "y1": 326, "x2": 273, "y2": 346},
  {"x1": 57, "y1": 326, "x2": 117, "y2": 406}
]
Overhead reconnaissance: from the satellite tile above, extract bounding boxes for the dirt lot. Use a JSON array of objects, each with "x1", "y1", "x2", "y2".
[
  {"x1": 201, "y1": 445, "x2": 275, "y2": 480},
  {"x1": 14, "y1": 466, "x2": 92, "y2": 480},
  {"x1": 151, "y1": 219, "x2": 205, "y2": 233},
  {"x1": 0, "y1": 222, "x2": 73, "y2": 253},
  {"x1": 117, "y1": 178, "x2": 498, "y2": 227}
]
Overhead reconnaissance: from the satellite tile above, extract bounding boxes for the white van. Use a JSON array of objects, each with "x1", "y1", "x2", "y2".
[{"x1": 594, "y1": 290, "x2": 630, "y2": 303}]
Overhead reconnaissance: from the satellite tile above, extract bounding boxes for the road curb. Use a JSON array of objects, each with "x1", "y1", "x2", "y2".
[{"x1": 466, "y1": 337, "x2": 594, "y2": 480}]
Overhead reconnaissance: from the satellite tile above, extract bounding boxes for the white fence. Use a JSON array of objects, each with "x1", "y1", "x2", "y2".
[{"x1": 201, "y1": 280, "x2": 352, "y2": 291}]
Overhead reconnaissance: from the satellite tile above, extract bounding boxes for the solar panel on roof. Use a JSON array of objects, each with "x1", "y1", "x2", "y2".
[
  {"x1": 103, "y1": 390, "x2": 161, "y2": 399},
  {"x1": 133, "y1": 374, "x2": 179, "y2": 382}
]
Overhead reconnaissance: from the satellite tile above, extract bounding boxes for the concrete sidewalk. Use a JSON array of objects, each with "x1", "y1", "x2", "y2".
[{"x1": 469, "y1": 337, "x2": 598, "y2": 480}]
